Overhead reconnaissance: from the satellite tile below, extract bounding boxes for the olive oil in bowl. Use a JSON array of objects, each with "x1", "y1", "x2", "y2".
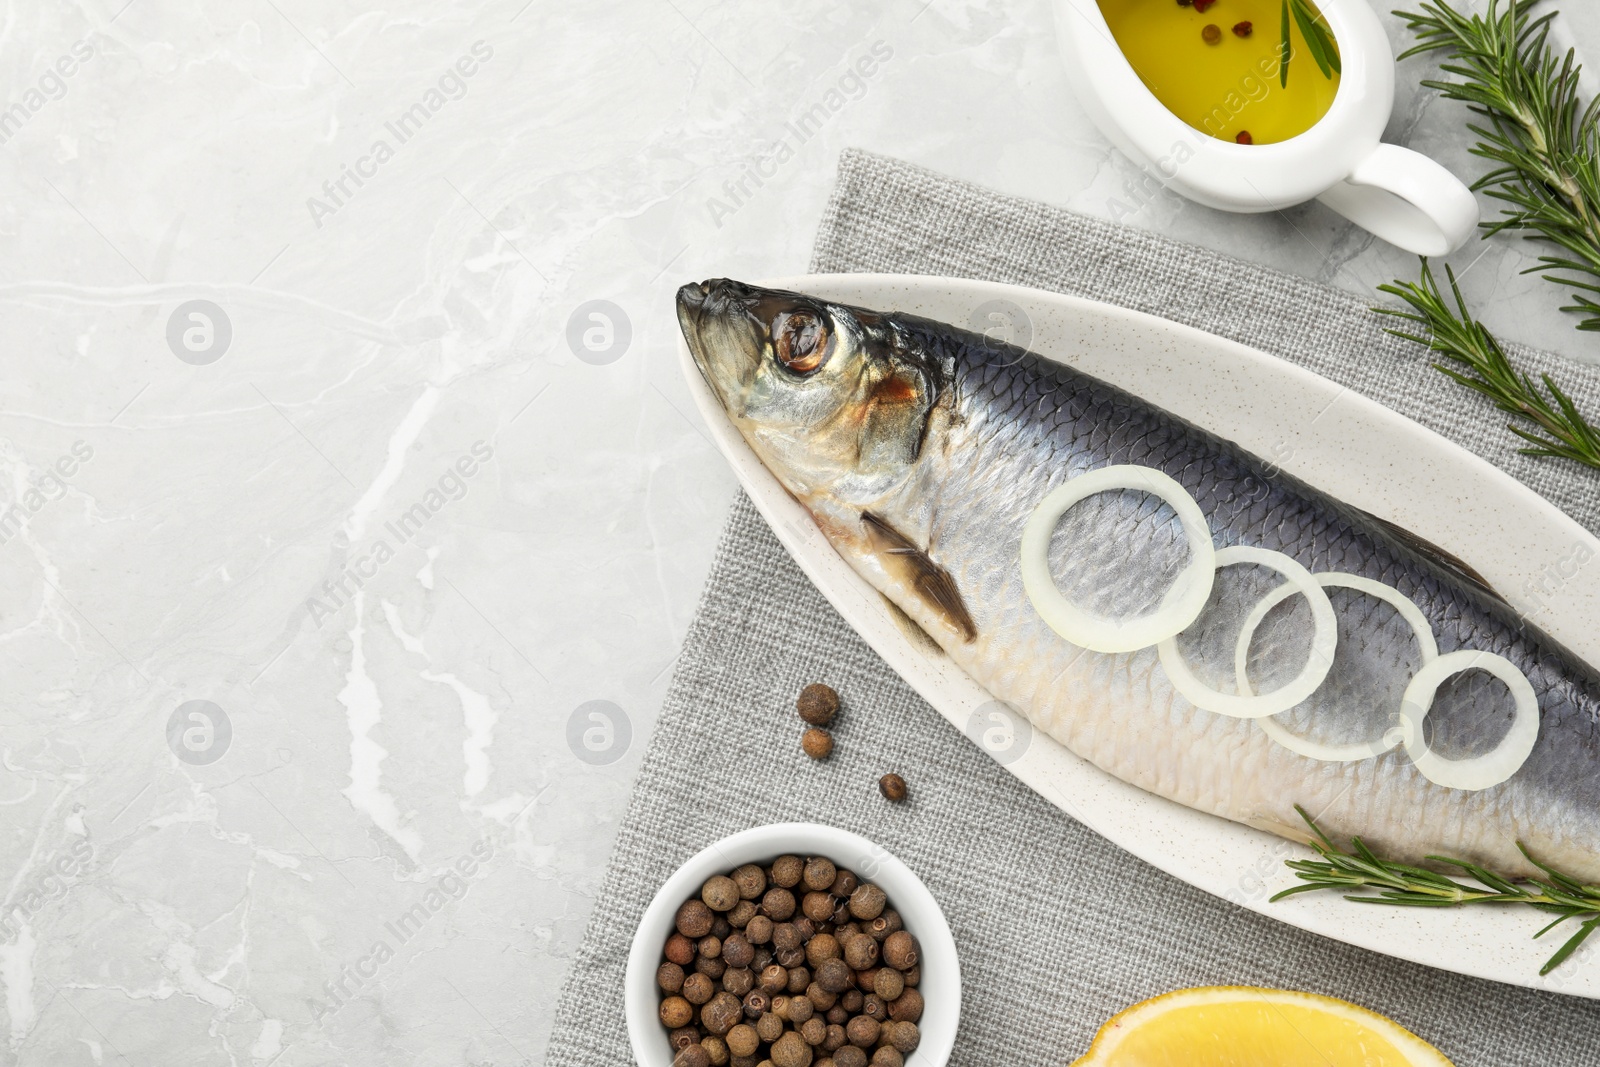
[{"x1": 1098, "y1": 0, "x2": 1340, "y2": 144}]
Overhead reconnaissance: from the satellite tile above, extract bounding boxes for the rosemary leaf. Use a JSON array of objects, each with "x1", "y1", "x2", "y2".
[
  {"x1": 1395, "y1": 0, "x2": 1600, "y2": 329},
  {"x1": 1374, "y1": 259, "x2": 1600, "y2": 470},
  {"x1": 1541, "y1": 917, "x2": 1600, "y2": 974},
  {"x1": 1279, "y1": 0, "x2": 1293, "y2": 87},
  {"x1": 1280, "y1": 807, "x2": 1600, "y2": 973},
  {"x1": 1291, "y1": 0, "x2": 1337, "y2": 78}
]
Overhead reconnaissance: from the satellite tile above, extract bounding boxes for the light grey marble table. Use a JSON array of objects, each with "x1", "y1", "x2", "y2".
[{"x1": 0, "y1": 2, "x2": 1596, "y2": 1065}]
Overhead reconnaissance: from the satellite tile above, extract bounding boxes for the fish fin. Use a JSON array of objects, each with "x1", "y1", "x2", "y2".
[
  {"x1": 861, "y1": 512, "x2": 977, "y2": 643},
  {"x1": 879, "y1": 593, "x2": 947, "y2": 657},
  {"x1": 1360, "y1": 510, "x2": 1506, "y2": 603}
]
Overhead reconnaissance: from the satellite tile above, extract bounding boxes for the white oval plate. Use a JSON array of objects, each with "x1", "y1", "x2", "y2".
[{"x1": 677, "y1": 273, "x2": 1600, "y2": 999}]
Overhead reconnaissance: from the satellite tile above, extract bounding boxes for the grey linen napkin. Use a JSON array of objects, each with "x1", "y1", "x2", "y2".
[{"x1": 545, "y1": 149, "x2": 1600, "y2": 1066}]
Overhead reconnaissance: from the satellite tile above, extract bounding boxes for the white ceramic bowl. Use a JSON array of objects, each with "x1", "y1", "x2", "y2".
[{"x1": 625, "y1": 823, "x2": 961, "y2": 1066}]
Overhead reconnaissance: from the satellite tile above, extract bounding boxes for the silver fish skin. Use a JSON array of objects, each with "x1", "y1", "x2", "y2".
[{"x1": 677, "y1": 278, "x2": 1600, "y2": 880}]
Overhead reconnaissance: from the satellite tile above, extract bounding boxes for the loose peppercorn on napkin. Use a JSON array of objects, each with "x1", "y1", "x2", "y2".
[{"x1": 545, "y1": 149, "x2": 1600, "y2": 1067}]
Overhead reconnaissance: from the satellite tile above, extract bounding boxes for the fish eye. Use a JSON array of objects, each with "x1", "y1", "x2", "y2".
[{"x1": 772, "y1": 309, "x2": 831, "y2": 376}]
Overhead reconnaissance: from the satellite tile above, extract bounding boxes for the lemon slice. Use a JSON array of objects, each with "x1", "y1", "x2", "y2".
[{"x1": 1073, "y1": 986, "x2": 1454, "y2": 1066}]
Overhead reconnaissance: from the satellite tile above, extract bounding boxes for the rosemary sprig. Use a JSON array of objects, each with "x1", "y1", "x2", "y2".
[
  {"x1": 1279, "y1": 0, "x2": 1341, "y2": 87},
  {"x1": 1395, "y1": 0, "x2": 1600, "y2": 329},
  {"x1": 1274, "y1": 807, "x2": 1600, "y2": 974},
  {"x1": 1375, "y1": 259, "x2": 1600, "y2": 469}
]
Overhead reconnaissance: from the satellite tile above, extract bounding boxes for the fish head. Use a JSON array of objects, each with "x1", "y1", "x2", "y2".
[{"x1": 676, "y1": 278, "x2": 935, "y2": 508}]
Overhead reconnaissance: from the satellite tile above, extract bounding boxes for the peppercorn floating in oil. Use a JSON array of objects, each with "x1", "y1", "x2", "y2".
[
  {"x1": 657, "y1": 855, "x2": 924, "y2": 1067},
  {"x1": 1101, "y1": 0, "x2": 1341, "y2": 144}
]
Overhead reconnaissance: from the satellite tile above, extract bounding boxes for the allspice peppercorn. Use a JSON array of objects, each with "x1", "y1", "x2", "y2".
[
  {"x1": 729, "y1": 900, "x2": 759, "y2": 928},
  {"x1": 786, "y1": 966, "x2": 811, "y2": 994},
  {"x1": 842, "y1": 935, "x2": 878, "y2": 971},
  {"x1": 805, "y1": 932, "x2": 841, "y2": 967},
  {"x1": 678, "y1": 900, "x2": 715, "y2": 939},
  {"x1": 833, "y1": 1048, "x2": 868, "y2": 1067},
  {"x1": 723, "y1": 933, "x2": 755, "y2": 969},
  {"x1": 803, "y1": 857, "x2": 837, "y2": 891},
  {"x1": 887, "y1": 1021, "x2": 919, "y2": 1054},
  {"x1": 872, "y1": 969, "x2": 903, "y2": 1002},
  {"x1": 762, "y1": 888, "x2": 797, "y2": 922},
  {"x1": 683, "y1": 972, "x2": 715, "y2": 1006},
  {"x1": 734, "y1": 864, "x2": 768, "y2": 900},
  {"x1": 661, "y1": 996, "x2": 695, "y2": 1029},
  {"x1": 674, "y1": 1044, "x2": 712, "y2": 1067},
  {"x1": 800, "y1": 1017, "x2": 827, "y2": 1047},
  {"x1": 703, "y1": 875, "x2": 741, "y2": 913},
  {"x1": 887, "y1": 988, "x2": 923, "y2": 1024},
  {"x1": 771, "y1": 1031, "x2": 813, "y2": 1067},
  {"x1": 704, "y1": 992, "x2": 744, "y2": 1035},
  {"x1": 877, "y1": 774, "x2": 907, "y2": 803},
  {"x1": 728, "y1": 1024, "x2": 760, "y2": 1058},
  {"x1": 867, "y1": 911, "x2": 902, "y2": 942},
  {"x1": 756, "y1": 1011, "x2": 786, "y2": 1043},
  {"x1": 703, "y1": 1035, "x2": 731, "y2": 1066},
  {"x1": 796, "y1": 683, "x2": 839, "y2": 726},
  {"x1": 815, "y1": 958, "x2": 853, "y2": 994},
  {"x1": 670, "y1": 1026, "x2": 700, "y2": 1051},
  {"x1": 881, "y1": 932, "x2": 917, "y2": 971},
  {"x1": 801, "y1": 728, "x2": 834, "y2": 760},
  {"x1": 666, "y1": 933, "x2": 697, "y2": 966},
  {"x1": 746, "y1": 915, "x2": 774, "y2": 945},
  {"x1": 658, "y1": 961, "x2": 686, "y2": 993},
  {"x1": 758, "y1": 966, "x2": 787, "y2": 994},
  {"x1": 771, "y1": 855, "x2": 805, "y2": 889},
  {"x1": 725, "y1": 967, "x2": 754, "y2": 997},
  {"x1": 802, "y1": 891, "x2": 835, "y2": 924},
  {"x1": 1201, "y1": 22, "x2": 1222, "y2": 43},
  {"x1": 845, "y1": 1015, "x2": 880, "y2": 1049},
  {"x1": 847, "y1": 884, "x2": 887, "y2": 921},
  {"x1": 744, "y1": 989, "x2": 772, "y2": 1017},
  {"x1": 830, "y1": 870, "x2": 859, "y2": 897},
  {"x1": 869, "y1": 1047, "x2": 902, "y2": 1067}
]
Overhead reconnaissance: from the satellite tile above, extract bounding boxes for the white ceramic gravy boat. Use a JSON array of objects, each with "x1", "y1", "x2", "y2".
[{"x1": 1056, "y1": 0, "x2": 1479, "y2": 254}]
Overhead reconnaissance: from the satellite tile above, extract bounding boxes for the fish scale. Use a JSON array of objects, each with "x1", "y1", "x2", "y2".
[{"x1": 677, "y1": 279, "x2": 1600, "y2": 880}]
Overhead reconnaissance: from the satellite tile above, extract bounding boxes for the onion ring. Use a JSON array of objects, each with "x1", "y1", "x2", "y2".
[
  {"x1": 1021, "y1": 465, "x2": 1216, "y2": 654},
  {"x1": 1156, "y1": 545, "x2": 1337, "y2": 719},
  {"x1": 1234, "y1": 574, "x2": 1438, "y2": 762},
  {"x1": 1397, "y1": 649, "x2": 1540, "y2": 791}
]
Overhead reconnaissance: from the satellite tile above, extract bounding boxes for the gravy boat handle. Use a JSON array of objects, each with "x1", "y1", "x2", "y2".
[{"x1": 1314, "y1": 143, "x2": 1479, "y2": 256}]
